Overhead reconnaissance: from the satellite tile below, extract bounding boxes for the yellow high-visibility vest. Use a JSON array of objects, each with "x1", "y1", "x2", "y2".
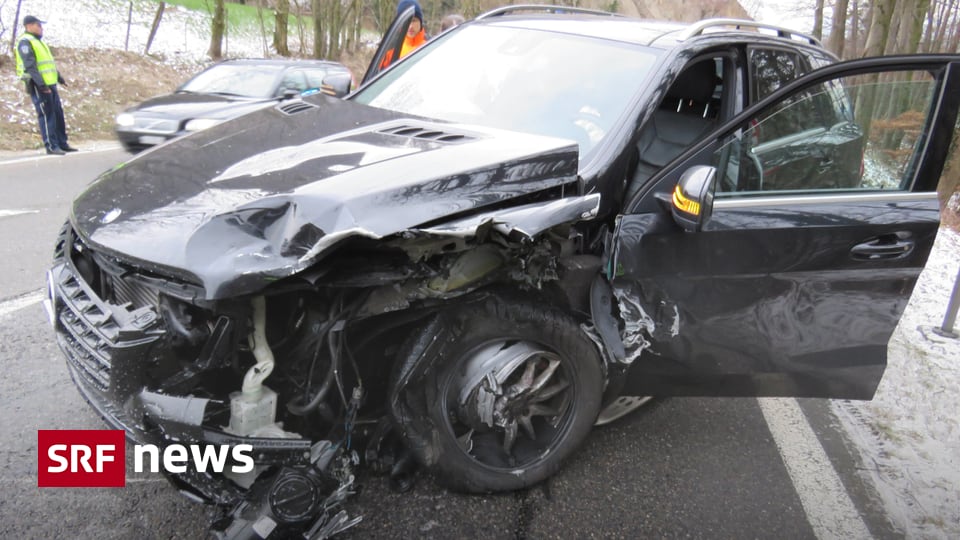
[{"x1": 15, "y1": 33, "x2": 58, "y2": 86}]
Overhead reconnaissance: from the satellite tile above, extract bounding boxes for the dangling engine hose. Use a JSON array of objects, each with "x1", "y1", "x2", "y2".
[
  {"x1": 242, "y1": 296, "x2": 275, "y2": 396},
  {"x1": 287, "y1": 332, "x2": 340, "y2": 416},
  {"x1": 286, "y1": 293, "x2": 367, "y2": 417}
]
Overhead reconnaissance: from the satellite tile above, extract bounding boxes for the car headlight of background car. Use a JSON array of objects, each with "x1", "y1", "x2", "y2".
[
  {"x1": 115, "y1": 113, "x2": 135, "y2": 127},
  {"x1": 185, "y1": 118, "x2": 223, "y2": 132}
]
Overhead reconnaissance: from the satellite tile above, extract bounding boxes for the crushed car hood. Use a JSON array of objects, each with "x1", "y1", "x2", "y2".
[{"x1": 73, "y1": 95, "x2": 580, "y2": 299}]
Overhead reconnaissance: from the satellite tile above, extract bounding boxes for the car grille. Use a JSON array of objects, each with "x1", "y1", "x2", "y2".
[
  {"x1": 57, "y1": 271, "x2": 120, "y2": 391},
  {"x1": 52, "y1": 228, "x2": 164, "y2": 393},
  {"x1": 107, "y1": 274, "x2": 160, "y2": 310},
  {"x1": 132, "y1": 117, "x2": 179, "y2": 134}
]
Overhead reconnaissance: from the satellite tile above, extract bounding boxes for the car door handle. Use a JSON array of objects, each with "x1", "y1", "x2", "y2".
[{"x1": 851, "y1": 233, "x2": 914, "y2": 260}]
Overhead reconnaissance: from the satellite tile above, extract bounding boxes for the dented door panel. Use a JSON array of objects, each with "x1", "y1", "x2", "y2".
[
  {"x1": 612, "y1": 58, "x2": 960, "y2": 399},
  {"x1": 613, "y1": 195, "x2": 940, "y2": 398}
]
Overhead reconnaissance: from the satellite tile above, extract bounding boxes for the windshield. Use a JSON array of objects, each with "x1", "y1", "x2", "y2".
[
  {"x1": 353, "y1": 25, "x2": 659, "y2": 159},
  {"x1": 179, "y1": 64, "x2": 285, "y2": 98}
]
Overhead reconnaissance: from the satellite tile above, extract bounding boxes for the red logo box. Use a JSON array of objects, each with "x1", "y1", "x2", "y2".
[{"x1": 38, "y1": 430, "x2": 126, "y2": 487}]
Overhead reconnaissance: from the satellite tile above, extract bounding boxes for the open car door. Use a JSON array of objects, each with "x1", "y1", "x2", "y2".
[
  {"x1": 360, "y1": 6, "x2": 416, "y2": 86},
  {"x1": 610, "y1": 56, "x2": 960, "y2": 399}
]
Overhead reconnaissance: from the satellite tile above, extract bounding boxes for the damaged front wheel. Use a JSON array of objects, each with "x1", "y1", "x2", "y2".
[{"x1": 392, "y1": 293, "x2": 603, "y2": 493}]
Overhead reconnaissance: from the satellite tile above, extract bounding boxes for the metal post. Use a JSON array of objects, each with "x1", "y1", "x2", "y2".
[{"x1": 933, "y1": 264, "x2": 960, "y2": 339}]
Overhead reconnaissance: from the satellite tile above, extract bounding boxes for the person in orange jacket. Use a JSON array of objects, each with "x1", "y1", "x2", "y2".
[{"x1": 380, "y1": 0, "x2": 428, "y2": 69}]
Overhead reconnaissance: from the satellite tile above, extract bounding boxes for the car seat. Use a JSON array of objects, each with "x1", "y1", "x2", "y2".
[{"x1": 626, "y1": 60, "x2": 720, "y2": 203}]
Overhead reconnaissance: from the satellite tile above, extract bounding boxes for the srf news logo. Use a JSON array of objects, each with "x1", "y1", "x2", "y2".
[
  {"x1": 38, "y1": 430, "x2": 125, "y2": 487},
  {"x1": 38, "y1": 430, "x2": 255, "y2": 487}
]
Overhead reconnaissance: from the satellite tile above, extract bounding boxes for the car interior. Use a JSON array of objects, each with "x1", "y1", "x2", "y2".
[{"x1": 627, "y1": 58, "x2": 724, "y2": 201}]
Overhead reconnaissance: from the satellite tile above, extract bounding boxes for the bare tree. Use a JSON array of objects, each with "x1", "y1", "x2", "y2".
[
  {"x1": 9, "y1": 0, "x2": 24, "y2": 55},
  {"x1": 812, "y1": 0, "x2": 824, "y2": 40},
  {"x1": 256, "y1": 1, "x2": 270, "y2": 56},
  {"x1": 209, "y1": 0, "x2": 226, "y2": 59},
  {"x1": 274, "y1": 0, "x2": 290, "y2": 56},
  {"x1": 940, "y1": 0, "x2": 957, "y2": 51},
  {"x1": 125, "y1": 1, "x2": 133, "y2": 51},
  {"x1": 861, "y1": 0, "x2": 895, "y2": 58},
  {"x1": 294, "y1": 0, "x2": 306, "y2": 54},
  {"x1": 145, "y1": 2, "x2": 166, "y2": 55},
  {"x1": 849, "y1": 0, "x2": 862, "y2": 57},
  {"x1": 826, "y1": 0, "x2": 850, "y2": 58},
  {"x1": 312, "y1": 0, "x2": 324, "y2": 59}
]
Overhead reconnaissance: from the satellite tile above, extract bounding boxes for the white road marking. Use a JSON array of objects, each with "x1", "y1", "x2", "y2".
[
  {"x1": 759, "y1": 397, "x2": 872, "y2": 540},
  {"x1": 0, "y1": 209, "x2": 40, "y2": 218},
  {"x1": 0, "y1": 144, "x2": 122, "y2": 166},
  {"x1": 0, "y1": 291, "x2": 44, "y2": 318}
]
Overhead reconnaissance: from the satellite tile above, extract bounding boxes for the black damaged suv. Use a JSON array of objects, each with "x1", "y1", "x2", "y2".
[{"x1": 46, "y1": 5, "x2": 960, "y2": 538}]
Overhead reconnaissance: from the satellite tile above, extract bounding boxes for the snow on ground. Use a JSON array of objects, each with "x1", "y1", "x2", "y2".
[
  {"x1": 833, "y1": 227, "x2": 960, "y2": 538},
  {"x1": 1, "y1": 0, "x2": 265, "y2": 62}
]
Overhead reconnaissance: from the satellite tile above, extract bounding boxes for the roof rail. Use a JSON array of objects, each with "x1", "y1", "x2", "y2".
[
  {"x1": 680, "y1": 18, "x2": 822, "y2": 46},
  {"x1": 476, "y1": 4, "x2": 622, "y2": 20}
]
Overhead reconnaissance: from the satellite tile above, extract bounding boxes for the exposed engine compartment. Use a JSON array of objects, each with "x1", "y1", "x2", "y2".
[{"x1": 51, "y1": 203, "x2": 609, "y2": 538}]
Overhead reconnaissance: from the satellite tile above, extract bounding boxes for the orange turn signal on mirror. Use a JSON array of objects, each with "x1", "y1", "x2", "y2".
[{"x1": 672, "y1": 184, "x2": 700, "y2": 216}]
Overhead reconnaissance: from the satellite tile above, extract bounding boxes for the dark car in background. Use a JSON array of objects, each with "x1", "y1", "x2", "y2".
[
  {"x1": 49, "y1": 4, "x2": 960, "y2": 539},
  {"x1": 114, "y1": 58, "x2": 353, "y2": 152}
]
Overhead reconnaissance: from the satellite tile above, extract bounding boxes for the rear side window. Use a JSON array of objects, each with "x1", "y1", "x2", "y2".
[
  {"x1": 749, "y1": 48, "x2": 803, "y2": 102},
  {"x1": 749, "y1": 48, "x2": 828, "y2": 137}
]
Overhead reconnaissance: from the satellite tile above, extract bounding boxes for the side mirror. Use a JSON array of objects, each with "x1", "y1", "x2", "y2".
[
  {"x1": 671, "y1": 165, "x2": 716, "y2": 232},
  {"x1": 280, "y1": 89, "x2": 300, "y2": 100},
  {"x1": 321, "y1": 72, "x2": 353, "y2": 97}
]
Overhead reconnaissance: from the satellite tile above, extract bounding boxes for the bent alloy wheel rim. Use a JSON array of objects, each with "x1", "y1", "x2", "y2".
[{"x1": 443, "y1": 340, "x2": 577, "y2": 471}]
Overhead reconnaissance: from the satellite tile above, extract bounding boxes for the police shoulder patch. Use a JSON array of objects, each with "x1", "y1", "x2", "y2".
[{"x1": 20, "y1": 43, "x2": 31, "y2": 54}]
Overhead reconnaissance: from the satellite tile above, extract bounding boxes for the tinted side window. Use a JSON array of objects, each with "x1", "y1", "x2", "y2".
[
  {"x1": 716, "y1": 71, "x2": 938, "y2": 193},
  {"x1": 750, "y1": 49, "x2": 826, "y2": 138},
  {"x1": 750, "y1": 49, "x2": 801, "y2": 101}
]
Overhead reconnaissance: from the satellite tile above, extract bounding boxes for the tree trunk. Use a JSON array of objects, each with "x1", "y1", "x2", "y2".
[
  {"x1": 312, "y1": 0, "x2": 324, "y2": 59},
  {"x1": 144, "y1": 2, "x2": 165, "y2": 55},
  {"x1": 947, "y1": 2, "x2": 960, "y2": 52},
  {"x1": 295, "y1": 0, "x2": 306, "y2": 54},
  {"x1": 209, "y1": 0, "x2": 225, "y2": 60},
  {"x1": 861, "y1": 0, "x2": 895, "y2": 58},
  {"x1": 375, "y1": 0, "x2": 394, "y2": 34},
  {"x1": 10, "y1": 0, "x2": 24, "y2": 54},
  {"x1": 906, "y1": 0, "x2": 931, "y2": 55},
  {"x1": 826, "y1": 0, "x2": 849, "y2": 58},
  {"x1": 274, "y1": 0, "x2": 290, "y2": 56},
  {"x1": 812, "y1": 0, "x2": 825, "y2": 40},
  {"x1": 256, "y1": 1, "x2": 269, "y2": 56},
  {"x1": 125, "y1": 1, "x2": 133, "y2": 52},
  {"x1": 326, "y1": 0, "x2": 343, "y2": 59},
  {"x1": 849, "y1": 0, "x2": 860, "y2": 58}
]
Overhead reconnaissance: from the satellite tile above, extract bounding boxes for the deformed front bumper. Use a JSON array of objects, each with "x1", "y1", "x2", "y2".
[{"x1": 46, "y1": 227, "x2": 311, "y2": 504}]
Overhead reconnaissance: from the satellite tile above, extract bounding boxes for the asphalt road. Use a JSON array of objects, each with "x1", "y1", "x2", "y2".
[{"x1": 0, "y1": 148, "x2": 894, "y2": 539}]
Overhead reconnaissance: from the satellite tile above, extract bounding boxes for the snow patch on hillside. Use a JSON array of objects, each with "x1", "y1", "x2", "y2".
[{"x1": 2, "y1": 0, "x2": 264, "y2": 62}]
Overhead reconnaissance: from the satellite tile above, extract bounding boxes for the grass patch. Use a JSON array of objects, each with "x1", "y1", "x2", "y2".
[{"x1": 162, "y1": 0, "x2": 265, "y2": 30}]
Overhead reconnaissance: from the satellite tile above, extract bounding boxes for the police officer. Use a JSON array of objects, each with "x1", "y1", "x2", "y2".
[{"x1": 14, "y1": 15, "x2": 76, "y2": 155}]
